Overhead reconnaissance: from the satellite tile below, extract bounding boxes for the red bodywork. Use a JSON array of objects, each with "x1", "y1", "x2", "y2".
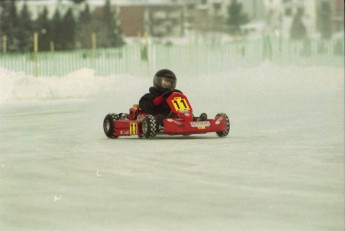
[{"x1": 111, "y1": 92, "x2": 228, "y2": 137}]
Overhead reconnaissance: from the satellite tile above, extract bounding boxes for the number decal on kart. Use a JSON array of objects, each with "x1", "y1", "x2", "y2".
[
  {"x1": 130, "y1": 123, "x2": 138, "y2": 135},
  {"x1": 171, "y1": 97, "x2": 190, "y2": 112}
]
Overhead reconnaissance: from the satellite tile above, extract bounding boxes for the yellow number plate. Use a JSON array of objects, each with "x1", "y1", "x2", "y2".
[
  {"x1": 171, "y1": 97, "x2": 191, "y2": 112},
  {"x1": 130, "y1": 122, "x2": 138, "y2": 135}
]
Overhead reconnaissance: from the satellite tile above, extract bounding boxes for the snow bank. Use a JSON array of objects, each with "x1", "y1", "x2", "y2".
[
  {"x1": 183, "y1": 62, "x2": 343, "y2": 98},
  {"x1": 0, "y1": 68, "x2": 98, "y2": 101},
  {"x1": 0, "y1": 63, "x2": 343, "y2": 104},
  {"x1": 0, "y1": 67, "x2": 145, "y2": 103}
]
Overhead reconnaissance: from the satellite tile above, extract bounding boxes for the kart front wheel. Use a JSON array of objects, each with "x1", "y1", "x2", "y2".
[
  {"x1": 141, "y1": 115, "x2": 157, "y2": 139},
  {"x1": 103, "y1": 114, "x2": 119, "y2": 139},
  {"x1": 215, "y1": 113, "x2": 230, "y2": 137}
]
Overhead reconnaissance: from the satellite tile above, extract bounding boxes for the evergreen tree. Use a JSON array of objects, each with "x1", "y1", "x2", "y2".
[
  {"x1": 101, "y1": 0, "x2": 119, "y2": 47},
  {"x1": 0, "y1": 0, "x2": 19, "y2": 51},
  {"x1": 290, "y1": 8, "x2": 307, "y2": 40},
  {"x1": 35, "y1": 7, "x2": 51, "y2": 51},
  {"x1": 60, "y1": 8, "x2": 76, "y2": 50},
  {"x1": 92, "y1": 0, "x2": 124, "y2": 48},
  {"x1": 0, "y1": 2, "x2": 8, "y2": 37},
  {"x1": 17, "y1": 1, "x2": 34, "y2": 52},
  {"x1": 50, "y1": 8, "x2": 63, "y2": 50},
  {"x1": 317, "y1": 1, "x2": 332, "y2": 40},
  {"x1": 76, "y1": 3, "x2": 92, "y2": 49},
  {"x1": 68, "y1": 0, "x2": 86, "y2": 4},
  {"x1": 226, "y1": 0, "x2": 249, "y2": 35},
  {"x1": 0, "y1": 1, "x2": 6, "y2": 8},
  {"x1": 0, "y1": 0, "x2": 125, "y2": 52}
]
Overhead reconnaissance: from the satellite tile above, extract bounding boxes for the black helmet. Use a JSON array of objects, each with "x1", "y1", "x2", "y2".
[{"x1": 153, "y1": 69, "x2": 176, "y2": 91}]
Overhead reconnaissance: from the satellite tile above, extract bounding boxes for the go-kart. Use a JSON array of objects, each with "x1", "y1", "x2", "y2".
[{"x1": 103, "y1": 91, "x2": 230, "y2": 139}]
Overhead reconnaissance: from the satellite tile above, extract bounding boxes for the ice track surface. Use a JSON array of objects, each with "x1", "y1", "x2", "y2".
[{"x1": 0, "y1": 64, "x2": 344, "y2": 230}]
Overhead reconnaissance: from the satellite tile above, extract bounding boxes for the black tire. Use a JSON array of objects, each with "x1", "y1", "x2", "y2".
[
  {"x1": 141, "y1": 115, "x2": 157, "y2": 139},
  {"x1": 103, "y1": 114, "x2": 119, "y2": 139},
  {"x1": 216, "y1": 113, "x2": 230, "y2": 137}
]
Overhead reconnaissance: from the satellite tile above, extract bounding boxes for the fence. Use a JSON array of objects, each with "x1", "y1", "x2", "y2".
[{"x1": 0, "y1": 37, "x2": 343, "y2": 77}]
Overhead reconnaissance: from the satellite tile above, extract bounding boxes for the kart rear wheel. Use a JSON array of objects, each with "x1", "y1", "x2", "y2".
[
  {"x1": 141, "y1": 115, "x2": 157, "y2": 139},
  {"x1": 215, "y1": 113, "x2": 230, "y2": 137},
  {"x1": 103, "y1": 114, "x2": 119, "y2": 139}
]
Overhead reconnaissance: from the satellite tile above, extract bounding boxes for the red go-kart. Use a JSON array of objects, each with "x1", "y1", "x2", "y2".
[{"x1": 103, "y1": 91, "x2": 230, "y2": 139}]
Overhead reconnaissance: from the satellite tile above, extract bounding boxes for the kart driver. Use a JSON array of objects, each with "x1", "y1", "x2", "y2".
[
  {"x1": 139, "y1": 69, "x2": 207, "y2": 124},
  {"x1": 139, "y1": 69, "x2": 180, "y2": 116}
]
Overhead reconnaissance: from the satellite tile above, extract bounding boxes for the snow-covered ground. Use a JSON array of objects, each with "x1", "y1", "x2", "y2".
[{"x1": 0, "y1": 63, "x2": 344, "y2": 230}]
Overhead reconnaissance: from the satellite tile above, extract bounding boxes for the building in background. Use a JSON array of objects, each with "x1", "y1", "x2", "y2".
[
  {"x1": 16, "y1": 0, "x2": 344, "y2": 39},
  {"x1": 117, "y1": 3, "x2": 184, "y2": 37},
  {"x1": 327, "y1": 0, "x2": 343, "y2": 31}
]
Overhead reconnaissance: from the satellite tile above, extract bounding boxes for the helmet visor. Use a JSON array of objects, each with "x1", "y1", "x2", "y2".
[{"x1": 157, "y1": 77, "x2": 176, "y2": 90}]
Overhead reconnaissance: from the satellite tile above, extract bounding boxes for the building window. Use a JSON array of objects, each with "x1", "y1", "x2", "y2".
[
  {"x1": 213, "y1": 3, "x2": 221, "y2": 12},
  {"x1": 285, "y1": 8, "x2": 292, "y2": 16},
  {"x1": 187, "y1": 4, "x2": 195, "y2": 11}
]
